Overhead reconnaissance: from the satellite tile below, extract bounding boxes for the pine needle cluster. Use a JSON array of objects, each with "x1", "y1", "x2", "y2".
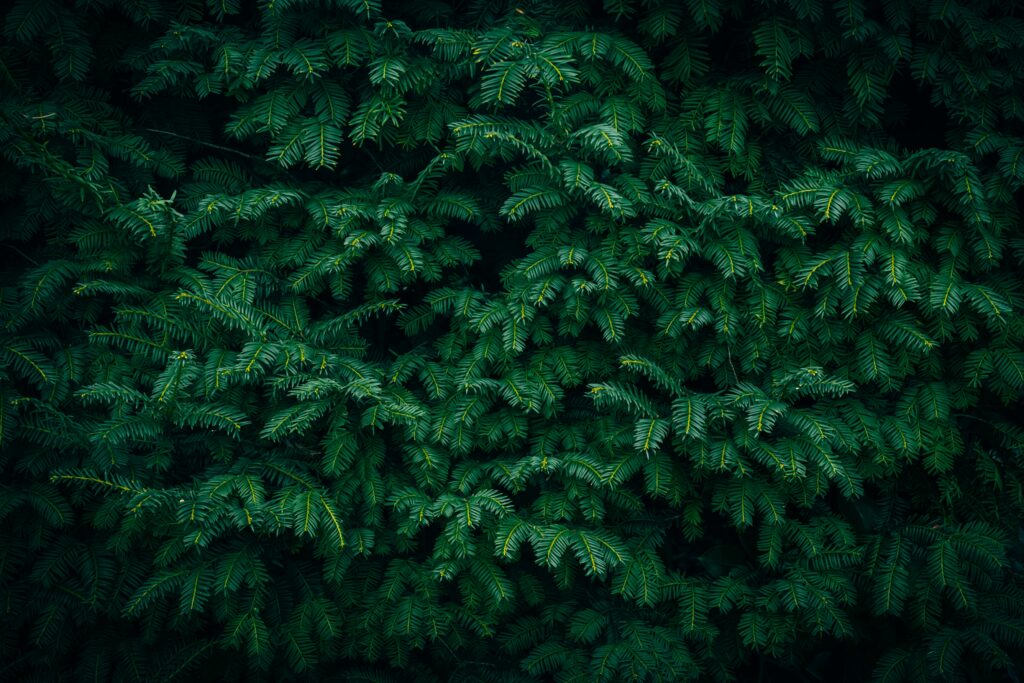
[{"x1": 1, "y1": 0, "x2": 1022, "y2": 681}]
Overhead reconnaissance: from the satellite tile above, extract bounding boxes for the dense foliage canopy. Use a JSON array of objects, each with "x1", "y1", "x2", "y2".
[{"x1": 2, "y1": 0, "x2": 1023, "y2": 680}]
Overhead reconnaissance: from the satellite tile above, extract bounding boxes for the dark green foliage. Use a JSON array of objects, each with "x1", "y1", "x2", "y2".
[{"x1": 1, "y1": 0, "x2": 1023, "y2": 680}]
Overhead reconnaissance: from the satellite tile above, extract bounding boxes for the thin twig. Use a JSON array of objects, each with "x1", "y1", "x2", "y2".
[
  {"x1": 142, "y1": 127, "x2": 268, "y2": 163},
  {"x1": 0, "y1": 652, "x2": 33, "y2": 678},
  {"x1": 726, "y1": 345, "x2": 740, "y2": 383},
  {"x1": 6, "y1": 244, "x2": 40, "y2": 266}
]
